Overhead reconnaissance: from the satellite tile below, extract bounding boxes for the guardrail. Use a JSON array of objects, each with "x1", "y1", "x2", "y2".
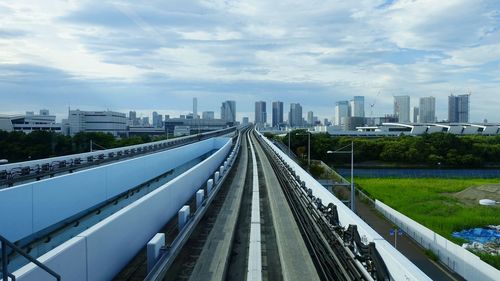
[
  {"x1": 0, "y1": 127, "x2": 236, "y2": 187},
  {"x1": 1, "y1": 235, "x2": 60, "y2": 281}
]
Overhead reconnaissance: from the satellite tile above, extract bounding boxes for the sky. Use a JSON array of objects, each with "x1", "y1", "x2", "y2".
[{"x1": 0, "y1": 0, "x2": 499, "y2": 123}]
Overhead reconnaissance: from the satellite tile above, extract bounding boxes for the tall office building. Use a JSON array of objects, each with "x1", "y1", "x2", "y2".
[
  {"x1": 254, "y1": 101, "x2": 267, "y2": 125},
  {"x1": 307, "y1": 111, "x2": 314, "y2": 125},
  {"x1": 129, "y1": 111, "x2": 139, "y2": 125},
  {"x1": 419, "y1": 96, "x2": 436, "y2": 123},
  {"x1": 152, "y1": 111, "x2": 163, "y2": 127},
  {"x1": 350, "y1": 96, "x2": 365, "y2": 117},
  {"x1": 288, "y1": 103, "x2": 303, "y2": 127},
  {"x1": 334, "y1": 101, "x2": 349, "y2": 126},
  {"x1": 272, "y1": 101, "x2": 284, "y2": 128},
  {"x1": 193, "y1": 98, "x2": 198, "y2": 119},
  {"x1": 448, "y1": 94, "x2": 470, "y2": 123},
  {"x1": 221, "y1": 100, "x2": 236, "y2": 123},
  {"x1": 412, "y1": 107, "x2": 419, "y2": 123},
  {"x1": 394, "y1": 95, "x2": 410, "y2": 123}
]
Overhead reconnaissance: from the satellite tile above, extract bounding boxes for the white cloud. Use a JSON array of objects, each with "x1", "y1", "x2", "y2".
[{"x1": 0, "y1": 0, "x2": 499, "y2": 121}]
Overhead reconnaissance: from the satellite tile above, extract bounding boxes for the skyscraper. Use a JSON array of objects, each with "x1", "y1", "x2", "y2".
[
  {"x1": 394, "y1": 95, "x2": 410, "y2": 123},
  {"x1": 448, "y1": 94, "x2": 470, "y2": 123},
  {"x1": 419, "y1": 97, "x2": 436, "y2": 123},
  {"x1": 350, "y1": 96, "x2": 365, "y2": 117},
  {"x1": 272, "y1": 101, "x2": 284, "y2": 128},
  {"x1": 288, "y1": 103, "x2": 302, "y2": 127},
  {"x1": 152, "y1": 111, "x2": 163, "y2": 127},
  {"x1": 412, "y1": 107, "x2": 419, "y2": 123},
  {"x1": 193, "y1": 97, "x2": 198, "y2": 119},
  {"x1": 334, "y1": 101, "x2": 349, "y2": 126},
  {"x1": 221, "y1": 100, "x2": 236, "y2": 123},
  {"x1": 254, "y1": 101, "x2": 267, "y2": 125},
  {"x1": 307, "y1": 111, "x2": 314, "y2": 125}
]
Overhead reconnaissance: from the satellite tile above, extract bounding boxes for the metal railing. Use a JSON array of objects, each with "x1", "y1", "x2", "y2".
[{"x1": 1, "y1": 235, "x2": 60, "y2": 281}]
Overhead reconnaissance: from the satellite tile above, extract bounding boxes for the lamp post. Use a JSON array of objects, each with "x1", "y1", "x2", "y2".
[
  {"x1": 296, "y1": 131, "x2": 311, "y2": 171},
  {"x1": 327, "y1": 140, "x2": 355, "y2": 212}
]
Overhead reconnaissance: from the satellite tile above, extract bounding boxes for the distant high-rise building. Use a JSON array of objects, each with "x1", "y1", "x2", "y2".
[
  {"x1": 142, "y1": 117, "x2": 150, "y2": 126},
  {"x1": 394, "y1": 95, "x2": 410, "y2": 123},
  {"x1": 448, "y1": 94, "x2": 470, "y2": 123},
  {"x1": 412, "y1": 107, "x2": 419, "y2": 123},
  {"x1": 254, "y1": 101, "x2": 267, "y2": 125},
  {"x1": 272, "y1": 101, "x2": 284, "y2": 128},
  {"x1": 202, "y1": 111, "x2": 215, "y2": 120},
  {"x1": 129, "y1": 111, "x2": 138, "y2": 125},
  {"x1": 193, "y1": 97, "x2": 198, "y2": 119},
  {"x1": 350, "y1": 96, "x2": 365, "y2": 117},
  {"x1": 334, "y1": 101, "x2": 349, "y2": 126},
  {"x1": 288, "y1": 103, "x2": 303, "y2": 127},
  {"x1": 307, "y1": 111, "x2": 314, "y2": 125},
  {"x1": 242, "y1": 117, "x2": 249, "y2": 125},
  {"x1": 419, "y1": 97, "x2": 436, "y2": 123},
  {"x1": 152, "y1": 111, "x2": 163, "y2": 127},
  {"x1": 221, "y1": 100, "x2": 236, "y2": 123}
]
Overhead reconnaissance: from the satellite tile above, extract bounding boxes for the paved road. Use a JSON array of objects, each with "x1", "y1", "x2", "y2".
[{"x1": 353, "y1": 194, "x2": 466, "y2": 281}]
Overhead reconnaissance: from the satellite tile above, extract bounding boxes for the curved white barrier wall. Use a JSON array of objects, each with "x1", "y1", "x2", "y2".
[
  {"x1": 14, "y1": 137, "x2": 232, "y2": 281},
  {"x1": 0, "y1": 138, "x2": 224, "y2": 242}
]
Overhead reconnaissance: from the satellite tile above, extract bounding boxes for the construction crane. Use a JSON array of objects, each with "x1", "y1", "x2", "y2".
[{"x1": 369, "y1": 91, "x2": 381, "y2": 117}]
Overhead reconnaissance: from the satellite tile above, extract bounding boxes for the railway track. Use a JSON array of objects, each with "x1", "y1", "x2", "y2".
[{"x1": 144, "y1": 127, "x2": 392, "y2": 281}]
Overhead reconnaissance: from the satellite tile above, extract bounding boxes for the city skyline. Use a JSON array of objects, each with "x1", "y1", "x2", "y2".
[{"x1": 0, "y1": 1, "x2": 499, "y2": 122}]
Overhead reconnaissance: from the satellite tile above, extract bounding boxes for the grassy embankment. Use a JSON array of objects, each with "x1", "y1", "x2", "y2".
[{"x1": 356, "y1": 178, "x2": 500, "y2": 269}]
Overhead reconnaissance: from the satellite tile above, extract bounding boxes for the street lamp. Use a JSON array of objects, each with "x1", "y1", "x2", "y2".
[
  {"x1": 296, "y1": 131, "x2": 311, "y2": 171},
  {"x1": 327, "y1": 140, "x2": 355, "y2": 212}
]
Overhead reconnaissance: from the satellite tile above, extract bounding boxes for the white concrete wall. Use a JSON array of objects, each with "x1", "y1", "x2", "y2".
[
  {"x1": 376, "y1": 200, "x2": 500, "y2": 281},
  {"x1": 255, "y1": 131, "x2": 431, "y2": 281},
  {"x1": 0, "y1": 138, "x2": 222, "y2": 242},
  {"x1": 13, "y1": 137, "x2": 232, "y2": 281}
]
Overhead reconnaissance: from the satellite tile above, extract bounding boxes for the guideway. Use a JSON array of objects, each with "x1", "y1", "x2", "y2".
[
  {"x1": 187, "y1": 129, "x2": 249, "y2": 281},
  {"x1": 252, "y1": 132, "x2": 320, "y2": 281}
]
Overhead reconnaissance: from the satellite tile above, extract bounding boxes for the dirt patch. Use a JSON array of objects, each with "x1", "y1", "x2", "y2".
[{"x1": 452, "y1": 184, "x2": 500, "y2": 206}]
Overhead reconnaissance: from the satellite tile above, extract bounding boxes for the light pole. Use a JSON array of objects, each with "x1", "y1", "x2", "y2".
[
  {"x1": 296, "y1": 131, "x2": 311, "y2": 171},
  {"x1": 327, "y1": 140, "x2": 355, "y2": 212}
]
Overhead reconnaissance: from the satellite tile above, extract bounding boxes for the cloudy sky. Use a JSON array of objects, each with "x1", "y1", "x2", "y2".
[{"x1": 0, "y1": 0, "x2": 499, "y2": 122}]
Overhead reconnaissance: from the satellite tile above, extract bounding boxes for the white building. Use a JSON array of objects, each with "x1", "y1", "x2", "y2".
[
  {"x1": 419, "y1": 97, "x2": 436, "y2": 123},
  {"x1": 0, "y1": 110, "x2": 61, "y2": 133},
  {"x1": 67, "y1": 110, "x2": 127, "y2": 136},
  {"x1": 334, "y1": 101, "x2": 349, "y2": 126},
  {"x1": 394, "y1": 95, "x2": 410, "y2": 123},
  {"x1": 350, "y1": 96, "x2": 365, "y2": 117}
]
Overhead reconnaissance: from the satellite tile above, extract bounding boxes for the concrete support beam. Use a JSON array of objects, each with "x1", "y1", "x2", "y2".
[
  {"x1": 178, "y1": 205, "x2": 190, "y2": 231},
  {"x1": 147, "y1": 233, "x2": 165, "y2": 273},
  {"x1": 196, "y1": 189, "x2": 204, "y2": 209},
  {"x1": 215, "y1": 171, "x2": 220, "y2": 183},
  {"x1": 207, "y1": 179, "x2": 214, "y2": 194}
]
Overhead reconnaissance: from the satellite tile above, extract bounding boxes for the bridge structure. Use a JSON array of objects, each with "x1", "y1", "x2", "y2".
[{"x1": 0, "y1": 126, "x2": 435, "y2": 281}]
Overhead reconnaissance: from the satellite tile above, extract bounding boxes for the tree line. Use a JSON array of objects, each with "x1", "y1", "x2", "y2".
[
  {"x1": 0, "y1": 130, "x2": 164, "y2": 163},
  {"x1": 275, "y1": 130, "x2": 500, "y2": 168}
]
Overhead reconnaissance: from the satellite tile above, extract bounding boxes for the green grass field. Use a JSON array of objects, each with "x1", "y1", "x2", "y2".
[
  {"x1": 356, "y1": 178, "x2": 500, "y2": 240},
  {"x1": 356, "y1": 178, "x2": 500, "y2": 269}
]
